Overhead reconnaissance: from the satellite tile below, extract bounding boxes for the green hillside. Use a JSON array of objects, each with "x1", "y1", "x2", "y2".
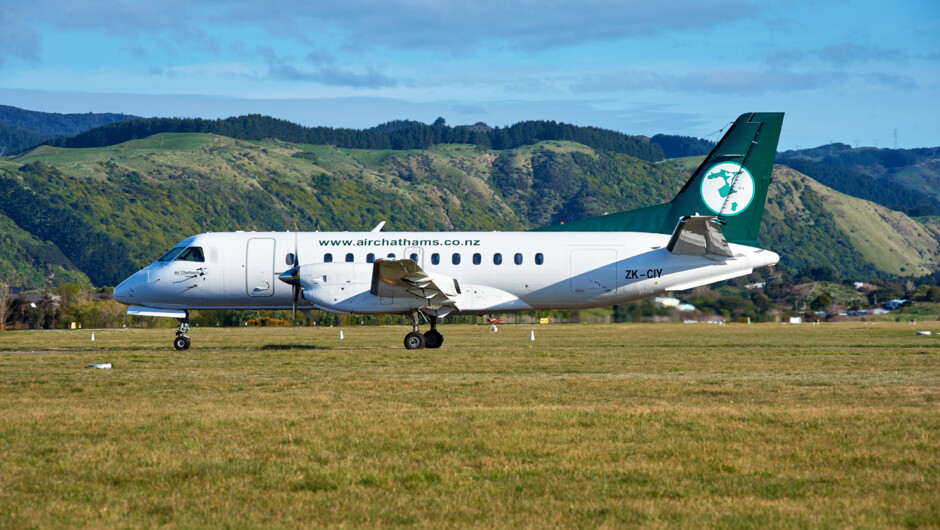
[
  {"x1": 663, "y1": 158, "x2": 940, "y2": 278},
  {"x1": 0, "y1": 104, "x2": 135, "y2": 153},
  {"x1": 0, "y1": 132, "x2": 937, "y2": 288},
  {"x1": 777, "y1": 144, "x2": 940, "y2": 215},
  {"x1": 762, "y1": 168, "x2": 939, "y2": 278}
]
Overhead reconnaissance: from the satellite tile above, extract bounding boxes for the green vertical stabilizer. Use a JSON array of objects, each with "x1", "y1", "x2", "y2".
[{"x1": 534, "y1": 112, "x2": 784, "y2": 247}]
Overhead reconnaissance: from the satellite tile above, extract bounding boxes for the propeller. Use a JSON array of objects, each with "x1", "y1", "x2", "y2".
[{"x1": 277, "y1": 231, "x2": 302, "y2": 321}]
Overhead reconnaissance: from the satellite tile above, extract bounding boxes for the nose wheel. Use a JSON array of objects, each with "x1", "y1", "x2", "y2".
[
  {"x1": 173, "y1": 313, "x2": 191, "y2": 350},
  {"x1": 403, "y1": 312, "x2": 443, "y2": 349}
]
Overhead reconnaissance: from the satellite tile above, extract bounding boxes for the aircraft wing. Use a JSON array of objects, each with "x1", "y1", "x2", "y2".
[
  {"x1": 667, "y1": 215, "x2": 735, "y2": 259},
  {"x1": 370, "y1": 259, "x2": 461, "y2": 316}
]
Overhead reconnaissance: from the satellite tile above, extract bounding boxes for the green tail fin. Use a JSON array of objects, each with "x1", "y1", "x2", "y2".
[{"x1": 534, "y1": 112, "x2": 784, "y2": 247}]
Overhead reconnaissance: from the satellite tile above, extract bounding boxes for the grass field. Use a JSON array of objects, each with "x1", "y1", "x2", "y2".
[{"x1": 1, "y1": 323, "x2": 937, "y2": 528}]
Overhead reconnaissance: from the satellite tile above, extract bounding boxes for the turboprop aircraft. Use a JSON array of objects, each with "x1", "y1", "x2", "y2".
[{"x1": 113, "y1": 112, "x2": 784, "y2": 350}]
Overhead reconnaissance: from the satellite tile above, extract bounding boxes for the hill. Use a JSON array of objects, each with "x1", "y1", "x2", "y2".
[
  {"x1": 661, "y1": 156, "x2": 940, "y2": 279},
  {"x1": 762, "y1": 167, "x2": 938, "y2": 278},
  {"x1": 0, "y1": 132, "x2": 938, "y2": 288},
  {"x1": 38, "y1": 114, "x2": 664, "y2": 162},
  {"x1": 777, "y1": 144, "x2": 940, "y2": 216},
  {"x1": 0, "y1": 105, "x2": 135, "y2": 153},
  {"x1": 0, "y1": 134, "x2": 675, "y2": 286}
]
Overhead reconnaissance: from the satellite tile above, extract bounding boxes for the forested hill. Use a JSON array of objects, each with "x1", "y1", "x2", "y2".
[
  {"x1": 1, "y1": 132, "x2": 938, "y2": 288},
  {"x1": 650, "y1": 134, "x2": 716, "y2": 158},
  {"x1": 0, "y1": 105, "x2": 135, "y2": 153},
  {"x1": 778, "y1": 144, "x2": 940, "y2": 216},
  {"x1": 39, "y1": 114, "x2": 664, "y2": 162}
]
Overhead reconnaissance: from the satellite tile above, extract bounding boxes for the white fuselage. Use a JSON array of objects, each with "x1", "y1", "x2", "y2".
[{"x1": 113, "y1": 230, "x2": 779, "y2": 315}]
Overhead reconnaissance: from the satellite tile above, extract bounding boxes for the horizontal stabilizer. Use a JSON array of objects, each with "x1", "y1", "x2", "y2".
[
  {"x1": 127, "y1": 306, "x2": 187, "y2": 318},
  {"x1": 668, "y1": 267, "x2": 754, "y2": 292},
  {"x1": 667, "y1": 216, "x2": 734, "y2": 258}
]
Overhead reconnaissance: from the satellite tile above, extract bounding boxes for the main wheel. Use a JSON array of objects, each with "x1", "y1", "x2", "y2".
[
  {"x1": 173, "y1": 335, "x2": 191, "y2": 351},
  {"x1": 424, "y1": 329, "x2": 443, "y2": 349},
  {"x1": 404, "y1": 331, "x2": 425, "y2": 349}
]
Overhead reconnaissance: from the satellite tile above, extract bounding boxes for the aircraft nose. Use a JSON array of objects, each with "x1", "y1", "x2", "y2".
[{"x1": 113, "y1": 271, "x2": 146, "y2": 304}]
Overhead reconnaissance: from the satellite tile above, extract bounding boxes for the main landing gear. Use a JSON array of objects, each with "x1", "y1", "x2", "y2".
[
  {"x1": 403, "y1": 312, "x2": 443, "y2": 350},
  {"x1": 173, "y1": 312, "x2": 191, "y2": 350}
]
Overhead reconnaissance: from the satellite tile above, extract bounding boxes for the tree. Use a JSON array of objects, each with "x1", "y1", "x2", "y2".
[
  {"x1": 0, "y1": 281, "x2": 8, "y2": 330},
  {"x1": 433, "y1": 117, "x2": 446, "y2": 126},
  {"x1": 810, "y1": 292, "x2": 833, "y2": 311}
]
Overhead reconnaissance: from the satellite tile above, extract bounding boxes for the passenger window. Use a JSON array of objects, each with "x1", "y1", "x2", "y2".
[
  {"x1": 431, "y1": 253, "x2": 440, "y2": 265},
  {"x1": 345, "y1": 253, "x2": 354, "y2": 262},
  {"x1": 367, "y1": 253, "x2": 375, "y2": 263},
  {"x1": 535, "y1": 253, "x2": 544, "y2": 265},
  {"x1": 514, "y1": 253, "x2": 523, "y2": 265},
  {"x1": 473, "y1": 253, "x2": 481, "y2": 265},
  {"x1": 452, "y1": 253, "x2": 461, "y2": 265},
  {"x1": 409, "y1": 253, "x2": 419, "y2": 262},
  {"x1": 324, "y1": 253, "x2": 333, "y2": 263},
  {"x1": 286, "y1": 252, "x2": 296, "y2": 266},
  {"x1": 493, "y1": 253, "x2": 502, "y2": 265},
  {"x1": 175, "y1": 247, "x2": 205, "y2": 262},
  {"x1": 387, "y1": 253, "x2": 396, "y2": 259},
  {"x1": 159, "y1": 247, "x2": 186, "y2": 262}
]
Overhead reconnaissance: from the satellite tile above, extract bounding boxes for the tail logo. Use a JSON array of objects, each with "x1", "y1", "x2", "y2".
[{"x1": 700, "y1": 162, "x2": 755, "y2": 216}]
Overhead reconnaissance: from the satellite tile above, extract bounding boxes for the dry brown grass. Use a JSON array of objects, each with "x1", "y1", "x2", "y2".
[{"x1": 0, "y1": 322, "x2": 937, "y2": 527}]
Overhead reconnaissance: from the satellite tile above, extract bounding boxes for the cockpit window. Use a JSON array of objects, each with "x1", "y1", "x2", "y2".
[
  {"x1": 157, "y1": 247, "x2": 186, "y2": 262},
  {"x1": 175, "y1": 247, "x2": 205, "y2": 262}
]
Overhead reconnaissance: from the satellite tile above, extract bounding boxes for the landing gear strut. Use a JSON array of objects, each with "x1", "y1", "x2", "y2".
[
  {"x1": 403, "y1": 312, "x2": 444, "y2": 349},
  {"x1": 173, "y1": 312, "x2": 191, "y2": 350},
  {"x1": 424, "y1": 316, "x2": 443, "y2": 349}
]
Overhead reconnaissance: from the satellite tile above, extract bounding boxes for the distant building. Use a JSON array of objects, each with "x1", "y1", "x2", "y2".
[
  {"x1": 745, "y1": 282, "x2": 766, "y2": 289},
  {"x1": 653, "y1": 297, "x2": 680, "y2": 308},
  {"x1": 883, "y1": 299, "x2": 909, "y2": 309}
]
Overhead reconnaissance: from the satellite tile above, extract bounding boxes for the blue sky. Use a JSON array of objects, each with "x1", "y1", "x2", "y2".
[{"x1": 0, "y1": 0, "x2": 937, "y2": 149}]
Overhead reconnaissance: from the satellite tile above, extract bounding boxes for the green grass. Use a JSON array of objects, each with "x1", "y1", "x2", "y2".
[{"x1": 0, "y1": 323, "x2": 938, "y2": 528}]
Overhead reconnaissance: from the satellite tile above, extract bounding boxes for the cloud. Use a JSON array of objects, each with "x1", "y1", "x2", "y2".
[
  {"x1": 570, "y1": 68, "x2": 918, "y2": 94},
  {"x1": 258, "y1": 46, "x2": 398, "y2": 88},
  {"x1": 814, "y1": 42, "x2": 907, "y2": 65},
  {"x1": 0, "y1": 0, "x2": 220, "y2": 63},
  {"x1": 0, "y1": 8, "x2": 41, "y2": 66},
  {"x1": 242, "y1": 0, "x2": 758, "y2": 53},
  {"x1": 3, "y1": 0, "x2": 759, "y2": 61},
  {"x1": 572, "y1": 69, "x2": 835, "y2": 94},
  {"x1": 862, "y1": 73, "x2": 918, "y2": 90}
]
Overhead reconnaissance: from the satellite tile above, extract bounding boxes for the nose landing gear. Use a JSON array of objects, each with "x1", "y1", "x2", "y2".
[
  {"x1": 173, "y1": 312, "x2": 191, "y2": 350},
  {"x1": 403, "y1": 312, "x2": 443, "y2": 349}
]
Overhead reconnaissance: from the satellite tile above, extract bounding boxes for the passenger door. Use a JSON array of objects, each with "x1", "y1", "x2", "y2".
[{"x1": 246, "y1": 238, "x2": 276, "y2": 297}]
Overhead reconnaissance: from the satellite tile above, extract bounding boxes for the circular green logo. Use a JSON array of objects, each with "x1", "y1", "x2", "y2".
[{"x1": 700, "y1": 162, "x2": 755, "y2": 216}]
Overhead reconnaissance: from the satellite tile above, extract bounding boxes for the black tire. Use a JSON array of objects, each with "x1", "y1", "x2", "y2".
[
  {"x1": 424, "y1": 330, "x2": 443, "y2": 349},
  {"x1": 174, "y1": 335, "x2": 191, "y2": 351},
  {"x1": 404, "y1": 331, "x2": 425, "y2": 349}
]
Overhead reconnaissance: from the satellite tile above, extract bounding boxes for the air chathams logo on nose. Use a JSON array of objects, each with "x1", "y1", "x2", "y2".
[{"x1": 700, "y1": 162, "x2": 755, "y2": 216}]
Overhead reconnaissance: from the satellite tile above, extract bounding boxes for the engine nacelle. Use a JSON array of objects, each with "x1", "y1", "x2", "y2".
[{"x1": 296, "y1": 262, "x2": 373, "y2": 313}]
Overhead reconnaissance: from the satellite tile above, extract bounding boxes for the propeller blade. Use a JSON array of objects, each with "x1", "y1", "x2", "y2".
[
  {"x1": 293, "y1": 231, "x2": 299, "y2": 321},
  {"x1": 277, "y1": 231, "x2": 303, "y2": 321},
  {"x1": 292, "y1": 283, "x2": 300, "y2": 321}
]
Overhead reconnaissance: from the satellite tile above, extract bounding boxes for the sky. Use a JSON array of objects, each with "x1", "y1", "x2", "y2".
[{"x1": 0, "y1": 0, "x2": 937, "y2": 149}]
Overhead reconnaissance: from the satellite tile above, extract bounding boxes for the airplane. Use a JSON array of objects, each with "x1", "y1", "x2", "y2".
[{"x1": 113, "y1": 112, "x2": 784, "y2": 350}]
